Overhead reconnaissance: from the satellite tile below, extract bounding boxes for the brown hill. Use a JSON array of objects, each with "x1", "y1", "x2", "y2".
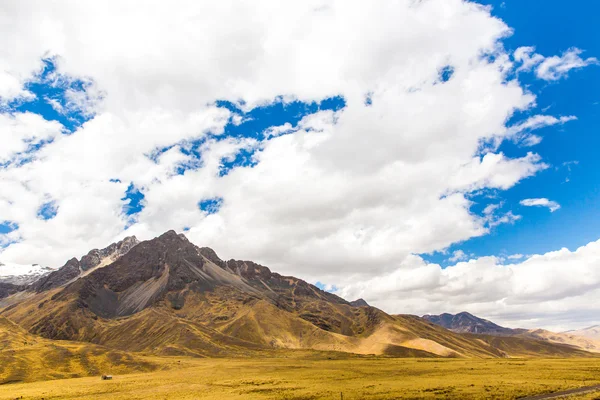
[{"x1": 0, "y1": 231, "x2": 594, "y2": 359}]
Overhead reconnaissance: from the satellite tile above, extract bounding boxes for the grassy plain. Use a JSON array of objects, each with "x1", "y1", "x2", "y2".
[{"x1": 1, "y1": 355, "x2": 600, "y2": 400}]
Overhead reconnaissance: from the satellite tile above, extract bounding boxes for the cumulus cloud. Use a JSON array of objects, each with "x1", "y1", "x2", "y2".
[
  {"x1": 448, "y1": 250, "x2": 467, "y2": 262},
  {"x1": 337, "y1": 240, "x2": 600, "y2": 331},
  {"x1": 0, "y1": 1, "x2": 595, "y2": 329},
  {"x1": 520, "y1": 198, "x2": 561, "y2": 212},
  {"x1": 514, "y1": 46, "x2": 598, "y2": 81}
]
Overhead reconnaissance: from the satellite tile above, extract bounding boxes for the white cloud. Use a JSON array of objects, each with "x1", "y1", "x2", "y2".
[
  {"x1": 514, "y1": 46, "x2": 545, "y2": 73},
  {"x1": 520, "y1": 198, "x2": 561, "y2": 212},
  {"x1": 537, "y1": 48, "x2": 598, "y2": 81},
  {"x1": 0, "y1": 112, "x2": 64, "y2": 164},
  {"x1": 504, "y1": 115, "x2": 576, "y2": 146},
  {"x1": 448, "y1": 250, "x2": 467, "y2": 262},
  {"x1": 514, "y1": 46, "x2": 598, "y2": 81},
  {"x1": 337, "y1": 239, "x2": 600, "y2": 331}
]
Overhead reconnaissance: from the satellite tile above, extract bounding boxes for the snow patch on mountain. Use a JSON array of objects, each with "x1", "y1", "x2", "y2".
[{"x1": 0, "y1": 262, "x2": 54, "y2": 285}]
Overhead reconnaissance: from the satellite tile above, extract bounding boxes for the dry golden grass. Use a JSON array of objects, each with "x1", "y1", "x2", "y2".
[
  {"x1": 0, "y1": 317, "x2": 157, "y2": 384},
  {"x1": 1, "y1": 355, "x2": 600, "y2": 400}
]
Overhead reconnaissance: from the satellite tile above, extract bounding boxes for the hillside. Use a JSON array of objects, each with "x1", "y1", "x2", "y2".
[
  {"x1": 0, "y1": 316, "x2": 156, "y2": 384},
  {"x1": 0, "y1": 231, "x2": 594, "y2": 360}
]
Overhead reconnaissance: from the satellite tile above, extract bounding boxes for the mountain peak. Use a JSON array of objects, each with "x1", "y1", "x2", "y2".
[
  {"x1": 158, "y1": 230, "x2": 184, "y2": 240},
  {"x1": 350, "y1": 298, "x2": 369, "y2": 307},
  {"x1": 32, "y1": 236, "x2": 141, "y2": 292},
  {"x1": 423, "y1": 312, "x2": 514, "y2": 335}
]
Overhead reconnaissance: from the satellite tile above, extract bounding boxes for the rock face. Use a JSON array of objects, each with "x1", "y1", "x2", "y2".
[
  {"x1": 422, "y1": 312, "x2": 515, "y2": 335},
  {"x1": 32, "y1": 236, "x2": 139, "y2": 292}
]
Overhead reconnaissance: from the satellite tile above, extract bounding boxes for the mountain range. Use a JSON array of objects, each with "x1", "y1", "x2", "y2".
[
  {"x1": 0, "y1": 230, "x2": 597, "y2": 368},
  {"x1": 423, "y1": 312, "x2": 600, "y2": 354},
  {"x1": 564, "y1": 325, "x2": 600, "y2": 341}
]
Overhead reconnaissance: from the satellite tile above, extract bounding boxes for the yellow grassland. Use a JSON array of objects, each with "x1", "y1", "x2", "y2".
[{"x1": 1, "y1": 355, "x2": 600, "y2": 400}]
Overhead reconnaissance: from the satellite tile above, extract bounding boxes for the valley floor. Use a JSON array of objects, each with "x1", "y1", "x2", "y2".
[{"x1": 1, "y1": 355, "x2": 600, "y2": 400}]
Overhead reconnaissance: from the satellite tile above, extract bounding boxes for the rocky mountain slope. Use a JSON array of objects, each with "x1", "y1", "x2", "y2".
[
  {"x1": 0, "y1": 231, "x2": 594, "y2": 359},
  {"x1": 0, "y1": 282, "x2": 22, "y2": 300}
]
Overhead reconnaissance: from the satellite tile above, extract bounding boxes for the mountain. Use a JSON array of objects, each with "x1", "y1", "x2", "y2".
[
  {"x1": 564, "y1": 325, "x2": 600, "y2": 341},
  {"x1": 422, "y1": 312, "x2": 515, "y2": 335},
  {"x1": 423, "y1": 312, "x2": 600, "y2": 354},
  {"x1": 0, "y1": 262, "x2": 53, "y2": 285},
  {"x1": 0, "y1": 316, "x2": 156, "y2": 384},
  {"x1": 0, "y1": 231, "x2": 593, "y2": 359}
]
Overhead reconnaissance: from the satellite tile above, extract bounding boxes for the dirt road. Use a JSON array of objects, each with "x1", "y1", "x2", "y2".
[{"x1": 520, "y1": 384, "x2": 600, "y2": 399}]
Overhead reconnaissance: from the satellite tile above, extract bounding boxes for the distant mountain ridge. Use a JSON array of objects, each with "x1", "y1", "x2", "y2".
[
  {"x1": 0, "y1": 262, "x2": 53, "y2": 285},
  {"x1": 565, "y1": 325, "x2": 600, "y2": 341},
  {"x1": 422, "y1": 312, "x2": 516, "y2": 335},
  {"x1": 423, "y1": 312, "x2": 600, "y2": 354}
]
